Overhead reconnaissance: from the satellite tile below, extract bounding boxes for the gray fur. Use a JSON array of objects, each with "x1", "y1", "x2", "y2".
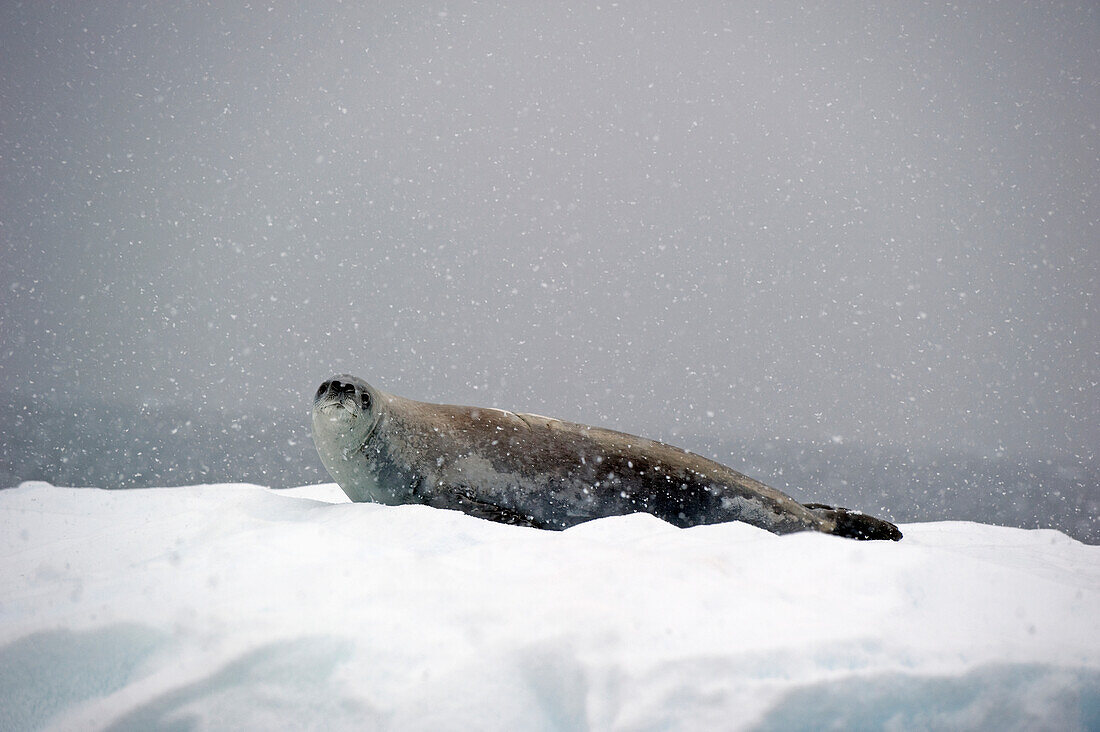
[{"x1": 311, "y1": 375, "x2": 901, "y2": 539}]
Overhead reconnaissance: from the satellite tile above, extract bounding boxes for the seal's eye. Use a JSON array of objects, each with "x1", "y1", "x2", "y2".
[
  {"x1": 315, "y1": 382, "x2": 328, "y2": 399},
  {"x1": 360, "y1": 392, "x2": 372, "y2": 410}
]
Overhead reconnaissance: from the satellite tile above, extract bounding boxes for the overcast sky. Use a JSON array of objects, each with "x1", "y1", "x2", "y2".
[{"x1": 1, "y1": 1, "x2": 1096, "y2": 457}]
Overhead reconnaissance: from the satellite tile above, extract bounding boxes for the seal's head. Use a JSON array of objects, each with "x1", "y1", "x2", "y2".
[
  {"x1": 312, "y1": 374, "x2": 406, "y2": 504},
  {"x1": 311, "y1": 374, "x2": 381, "y2": 451}
]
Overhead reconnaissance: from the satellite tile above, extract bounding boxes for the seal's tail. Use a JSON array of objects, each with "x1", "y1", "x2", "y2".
[{"x1": 804, "y1": 503, "x2": 903, "y2": 541}]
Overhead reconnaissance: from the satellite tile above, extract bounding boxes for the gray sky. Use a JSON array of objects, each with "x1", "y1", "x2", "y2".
[{"x1": 1, "y1": 1, "x2": 1097, "y2": 457}]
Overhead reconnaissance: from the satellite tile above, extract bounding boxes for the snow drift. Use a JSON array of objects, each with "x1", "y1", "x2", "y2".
[{"x1": 1, "y1": 482, "x2": 1098, "y2": 730}]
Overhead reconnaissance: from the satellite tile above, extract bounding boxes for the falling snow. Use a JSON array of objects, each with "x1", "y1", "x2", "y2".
[{"x1": 0, "y1": 2, "x2": 1098, "y2": 725}]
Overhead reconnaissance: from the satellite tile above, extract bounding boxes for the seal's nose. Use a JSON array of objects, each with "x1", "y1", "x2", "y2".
[{"x1": 315, "y1": 379, "x2": 357, "y2": 402}]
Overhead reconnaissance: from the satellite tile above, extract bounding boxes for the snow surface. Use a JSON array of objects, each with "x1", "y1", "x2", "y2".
[{"x1": 2, "y1": 482, "x2": 1098, "y2": 731}]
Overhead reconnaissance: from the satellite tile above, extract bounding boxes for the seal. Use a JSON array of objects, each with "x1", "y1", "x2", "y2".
[{"x1": 311, "y1": 375, "x2": 901, "y2": 540}]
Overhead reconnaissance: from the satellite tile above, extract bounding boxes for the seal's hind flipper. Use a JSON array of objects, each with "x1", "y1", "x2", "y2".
[{"x1": 804, "y1": 503, "x2": 903, "y2": 541}]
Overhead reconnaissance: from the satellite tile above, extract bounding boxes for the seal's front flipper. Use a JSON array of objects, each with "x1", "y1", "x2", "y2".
[
  {"x1": 424, "y1": 490, "x2": 549, "y2": 529},
  {"x1": 804, "y1": 502, "x2": 903, "y2": 541}
]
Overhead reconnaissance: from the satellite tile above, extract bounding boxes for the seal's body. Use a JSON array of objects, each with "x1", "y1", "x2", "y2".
[{"x1": 312, "y1": 375, "x2": 901, "y2": 540}]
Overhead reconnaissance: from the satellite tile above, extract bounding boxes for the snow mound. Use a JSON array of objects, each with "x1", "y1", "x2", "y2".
[{"x1": 1, "y1": 482, "x2": 1098, "y2": 731}]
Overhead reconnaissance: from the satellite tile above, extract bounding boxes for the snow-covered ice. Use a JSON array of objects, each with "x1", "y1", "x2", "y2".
[{"x1": 1, "y1": 482, "x2": 1098, "y2": 731}]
